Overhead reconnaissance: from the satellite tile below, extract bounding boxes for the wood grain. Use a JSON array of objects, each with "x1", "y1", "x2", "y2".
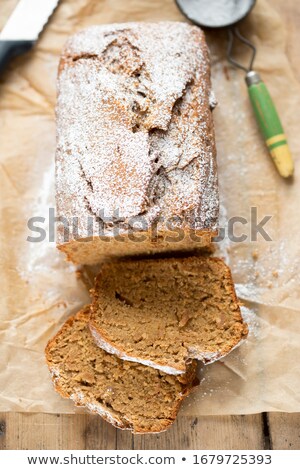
[
  {"x1": 0, "y1": 413, "x2": 116, "y2": 450},
  {"x1": 0, "y1": 413, "x2": 267, "y2": 450},
  {"x1": 129, "y1": 416, "x2": 266, "y2": 450},
  {"x1": 268, "y1": 413, "x2": 300, "y2": 450}
]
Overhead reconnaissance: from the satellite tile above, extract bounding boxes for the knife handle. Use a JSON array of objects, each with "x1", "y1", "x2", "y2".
[{"x1": 0, "y1": 40, "x2": 34, "y2": 73}]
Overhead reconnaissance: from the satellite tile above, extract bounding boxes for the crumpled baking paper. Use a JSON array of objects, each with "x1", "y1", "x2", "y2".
[{"x1": 0, "y1": 0, "x2": 299, "y2": 415}]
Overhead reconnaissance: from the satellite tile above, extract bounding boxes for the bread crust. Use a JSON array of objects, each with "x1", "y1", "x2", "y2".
[
  {"x1": 45, "y1": 307, "x2": 197, "y2": 434},
  {"x1": 55, "y1": 22, "x2": 219, "y2": 265}
]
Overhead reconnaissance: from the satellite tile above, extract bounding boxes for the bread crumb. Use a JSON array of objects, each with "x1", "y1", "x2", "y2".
[
  {"x1": 46, "y1": 307, "x2": 197, "y2": 433},
  {"x1": 91, "y1": 256, "x2": 248, "y2": 373}
]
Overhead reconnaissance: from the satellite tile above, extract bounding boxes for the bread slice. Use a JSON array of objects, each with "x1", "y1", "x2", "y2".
[
  {"x1": 90, "y1": 257, "x2": 248, "y2": 375},
  {"x1": 45, "y1": 307, "x2": 197, "y2": 434}
]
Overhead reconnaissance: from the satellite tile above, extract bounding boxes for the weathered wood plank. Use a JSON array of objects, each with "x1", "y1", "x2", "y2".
[
  {"x1": 0, "y1": 412, "x2": 116, "y2": 450},
  {"x1": 268, "y1": 413, "x2": 300, "y2": 450},
  {"x1": 0, "y1": 413, "x2": 266, "y2": 450},
  {"x1": 131, "y1": 415, "x2": 266, "y2": 450}
]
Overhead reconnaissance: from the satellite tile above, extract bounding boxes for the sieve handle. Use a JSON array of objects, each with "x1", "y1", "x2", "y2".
[{"x1": 246, "y1": 71, "x2": 294, "y2": 178}]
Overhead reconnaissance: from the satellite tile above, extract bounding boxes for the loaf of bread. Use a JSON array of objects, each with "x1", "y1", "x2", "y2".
[
  {"x1": 89, "y1": 257, "x2": 248, "y2": 374},
  {"x1": 56, "y1": 22, "x2": 219, "y2": 265},
  {"x1": 45, "y1": 307, "x2": 197, "y2": 433}
]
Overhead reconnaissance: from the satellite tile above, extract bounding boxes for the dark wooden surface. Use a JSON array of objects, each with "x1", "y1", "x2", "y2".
[{"x1": 0, "y1": 0, "x2": 299, "y2": 450}]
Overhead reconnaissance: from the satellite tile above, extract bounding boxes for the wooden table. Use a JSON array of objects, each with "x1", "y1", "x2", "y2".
[{"x1": 1, "y1": 0, "x2": 299, "y2": 450}]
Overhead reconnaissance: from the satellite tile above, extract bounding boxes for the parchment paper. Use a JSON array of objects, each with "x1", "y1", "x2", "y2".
[{"x1": 0, "y1": 0, "x2": 299, "y2": 415}]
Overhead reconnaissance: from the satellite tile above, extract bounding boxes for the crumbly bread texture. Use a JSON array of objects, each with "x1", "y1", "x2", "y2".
[
  {"x1": 45, "y1": 307, "x2": 197, "y2": 434},
  {"x1": 56, "y1": 22, "x2": 219, "y2": 265},
  {"x1": 90, "y1": 257, "x2": 248, "y2": 374}
]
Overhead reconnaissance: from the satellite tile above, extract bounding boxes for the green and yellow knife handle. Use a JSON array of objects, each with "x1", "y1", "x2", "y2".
[{"x1": 246, "y1": 71, "x2": 294, "y2": 178}]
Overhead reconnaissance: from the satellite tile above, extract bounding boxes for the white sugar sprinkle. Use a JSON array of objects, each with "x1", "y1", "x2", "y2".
[{"x1": 56, "y1": 22, "x2": 219, "y2": 242}]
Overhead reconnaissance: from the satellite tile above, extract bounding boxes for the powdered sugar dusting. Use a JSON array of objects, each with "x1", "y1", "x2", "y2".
[{"x1": 56, "y1": 22, "x2": 219, "y2": 243}]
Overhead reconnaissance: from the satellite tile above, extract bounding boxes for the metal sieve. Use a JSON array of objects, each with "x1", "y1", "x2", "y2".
[{"x1": 175, "y1": 0, "x2": 294, "y2": 178}]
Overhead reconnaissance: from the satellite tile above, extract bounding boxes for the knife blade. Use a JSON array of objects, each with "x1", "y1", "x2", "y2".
[{"x1": 0, "y1": 0, "x2": 60, "y2": 73}]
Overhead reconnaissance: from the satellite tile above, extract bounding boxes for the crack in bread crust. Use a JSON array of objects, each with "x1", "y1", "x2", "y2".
[{"x1": 55, "y1": 22, "x2": 219, "y2": 264}]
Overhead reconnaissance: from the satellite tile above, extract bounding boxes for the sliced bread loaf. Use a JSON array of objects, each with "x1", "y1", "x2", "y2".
[
  {"x1": 90, "y1": 257, "x2": 248, "y2": 375},
  {"x1": 45, "y1": 307, "x2": 197, "y2": 434}
]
